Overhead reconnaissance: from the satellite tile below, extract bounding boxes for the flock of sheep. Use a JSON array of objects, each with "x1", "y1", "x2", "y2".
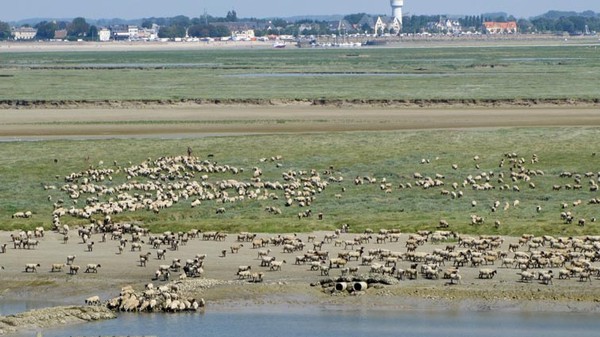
[
  {"x1": 2, "y1": 150, "x2": 600, "y2": 310},
  {"x1": 3, "y1": 215, "x2": 600, "y2": 312},
  {"x1": 31, "y1": 151, "x2": 598, "y2": 241}
]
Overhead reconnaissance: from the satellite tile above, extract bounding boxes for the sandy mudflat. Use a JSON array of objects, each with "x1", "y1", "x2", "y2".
[{"x1": 1, "y1": 106, "x2": 600, "y2": 140}]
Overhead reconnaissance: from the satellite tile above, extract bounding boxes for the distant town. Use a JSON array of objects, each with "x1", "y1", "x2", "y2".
[{"x1": 1, "y1": 9, "x2": 598, "y2": 45}]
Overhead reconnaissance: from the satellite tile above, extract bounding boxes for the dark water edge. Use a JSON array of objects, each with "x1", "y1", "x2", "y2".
[{"x1": 6, "y1": 304, "x2": 600, "y2": 337}]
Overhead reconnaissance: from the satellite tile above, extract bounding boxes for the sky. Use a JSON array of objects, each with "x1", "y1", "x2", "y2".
[{"x1": 2, "y1": 0, "x2": 600, "y2": 22}]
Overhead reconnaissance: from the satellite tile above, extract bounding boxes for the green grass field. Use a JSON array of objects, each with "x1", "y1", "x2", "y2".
[
  {"x1": 1, "y1": 45, "x2": 599, "y2": 101},
  {"x1": 2, "y1": 127, "x2": 599, "y2": 236}
]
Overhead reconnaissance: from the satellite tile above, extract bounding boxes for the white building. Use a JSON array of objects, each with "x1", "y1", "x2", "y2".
[
  {"x1": 233, "y1": 30, "x2": 255, "y2": 41},
  {"x1": 98, "y1": 28, "x2": 111, "y2": 42},
  {"x1": 374, "y1": 16, "x2": 402, "y2": 35},
  {"x1": 128, "y1": 26, "x2": 139, "y2": 40},
  {"x1": 12, "y1": 27, "x2": 37, "y2": 40}
]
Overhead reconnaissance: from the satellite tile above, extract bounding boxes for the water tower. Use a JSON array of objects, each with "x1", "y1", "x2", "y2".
[{"x1": 390, "y1": 0, "x2": 404, "y2": 24}]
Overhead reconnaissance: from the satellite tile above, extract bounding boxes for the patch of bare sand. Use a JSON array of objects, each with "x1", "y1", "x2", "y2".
[{"x1": 1, "y1": 106, "x2": 600, "y2": 139}]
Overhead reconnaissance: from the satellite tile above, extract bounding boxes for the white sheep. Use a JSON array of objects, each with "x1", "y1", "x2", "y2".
[
  {"x1": 237, "y1": 265, "x2": 252, "y2": 274},
  {"x1": 478, "y1": 268, "x2": 497, "y2": 279},
  {"x1": 85, "y1": 295, "x2": 101, "y2": 305},
  {"x1": 85, "y1": 263, "x2": 101, "y2": 273},
  {"x1": 260, "y1": 256, "x2": 276, "y2": 267},
  {"x1": 251, "y1": 272, "x2": 264, "y2": 283},
  {"x1": 12, "y1": 211, "x2": 32, "y2": 219},
  {"x1": 51, "y1": 263, "x2": 65, "y2": 272},
  {"x1": 449, "y1": 272, "x2": 461, "y2": 285},
  {"x1": 539, "y1": 270, "x2": 553, "y2": 285},
  {"x1": 518, "y1": 270, "x2": 536, "y2": 283},
  {"x1": 69, "y1": 265, "x2": 80, "y2": 274},
  {"x1": 269, "y1": 260, "x2": 286, "y2": 271},
  {"x1": 237, "y1": 270, "x2": 252, "y2": 279},
  {"x1": 24, "y1": 263, "x2": 40, "y2": 273}
]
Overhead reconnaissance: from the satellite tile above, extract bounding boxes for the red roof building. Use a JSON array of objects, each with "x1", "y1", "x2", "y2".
[{"x1": 483, "y1": 22, "x2": 518, "y2": 34}]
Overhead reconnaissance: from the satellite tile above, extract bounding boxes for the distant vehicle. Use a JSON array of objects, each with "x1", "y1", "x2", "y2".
[{"x1": 273, "y1": 42, "x2": 286, "y2": 49}]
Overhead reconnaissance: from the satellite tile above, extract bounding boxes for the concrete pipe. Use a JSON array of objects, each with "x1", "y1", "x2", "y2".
[
  {"x1": 335, "y1": 282, "x2": 348, "y2": 292},
  {"x1": 353, "y1": 282, "x2": 368, "y2": 292}
]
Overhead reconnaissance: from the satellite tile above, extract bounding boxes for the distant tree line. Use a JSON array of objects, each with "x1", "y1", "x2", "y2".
[{"x1": 529, "y1": 16, "x2": 600, "y2": 34}]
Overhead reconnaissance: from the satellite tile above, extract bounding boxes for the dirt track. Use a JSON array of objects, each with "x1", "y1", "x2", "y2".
[{"x1": 1, "y1": 106, "x2": 600, "y2": 139}]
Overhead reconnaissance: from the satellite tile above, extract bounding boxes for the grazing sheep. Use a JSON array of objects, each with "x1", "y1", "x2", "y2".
[
  {"x1": 237, "y1": 265, "x2": 252, "y2": 274},
  {"x1": 24, "y1": 239, "x2": 39, "y2": 249},
  {"x1": 579, "y1": 272, "x2": 592, "y2": 283},
  {"x1": 12, "y1": 211, "x2": 32, "y2": 219},
  {"x1": 449, "y1": 272, "x2": 462, "y2": 285},
  {"x1": 518, "y1": 270, "x2": 536, "y2": 283},
  {"x1": 558, "y1": 269, "x2": 571, "y2": 280},
  {"x1": 85, "y1": 263, "x2": 101, "y2": 273},
  {"x1": 69, "y1": 265, "x2": 80, "y2": 275},
  {"x1": 85, "y1": 295, "x2": 101, "y2": 305},
  {"x1": 539, "y1": 271, "x2": 553, "y2": 285},
  {"x1": 260, "y1": 256, "x2": 276, "y2": 267},
  {"x1": 478, "y1": 268, "x2": 497, "y2": 279},
  {"x1": 329, "y1": 258, "x2": 347, "y2": 268},
  {"x1": 404, "y1": 268, "x2": 418, "y2": 280},
  {"x1": 251, "y1": 272, "x2": 264, "y2": 283},
  {"x1": 237, "y1": 270, "x2": 252, "y2": 279},
  {"x1": 130, "y1": 242, "x2": 143, "y2": 252},
  {"x1": 24, "y1": 263, "x2": 41, "y2": 273},
  {"x1": 230, "y1": 244, "x2": 243, "y2": 254},
  {"x1": 86, "y1": 242, "x2": 95, "y2": 252},
  {"x1": 269, "y1": 260, "x2": 286, "y2": 271},
  {"x1": 51, "y1": 263, "x2": 66, "y2": 272}
]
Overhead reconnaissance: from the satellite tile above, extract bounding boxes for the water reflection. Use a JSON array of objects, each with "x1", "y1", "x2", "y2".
[{"x1": 10, "y1": 305, "x2": 599, "y2": 337}]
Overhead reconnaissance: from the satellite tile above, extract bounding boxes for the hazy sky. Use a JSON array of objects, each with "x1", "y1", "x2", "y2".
[{"x1": 2, "y1": 0, "x2": 600, "y2": 21}]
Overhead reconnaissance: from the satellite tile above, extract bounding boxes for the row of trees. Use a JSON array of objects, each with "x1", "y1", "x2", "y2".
[
  {"x1": 530, "y1": 16, "x2": 600, "y2": 34},
  {"x1": 34, "y1": 17, "x2": 95, "y2": 39}
]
